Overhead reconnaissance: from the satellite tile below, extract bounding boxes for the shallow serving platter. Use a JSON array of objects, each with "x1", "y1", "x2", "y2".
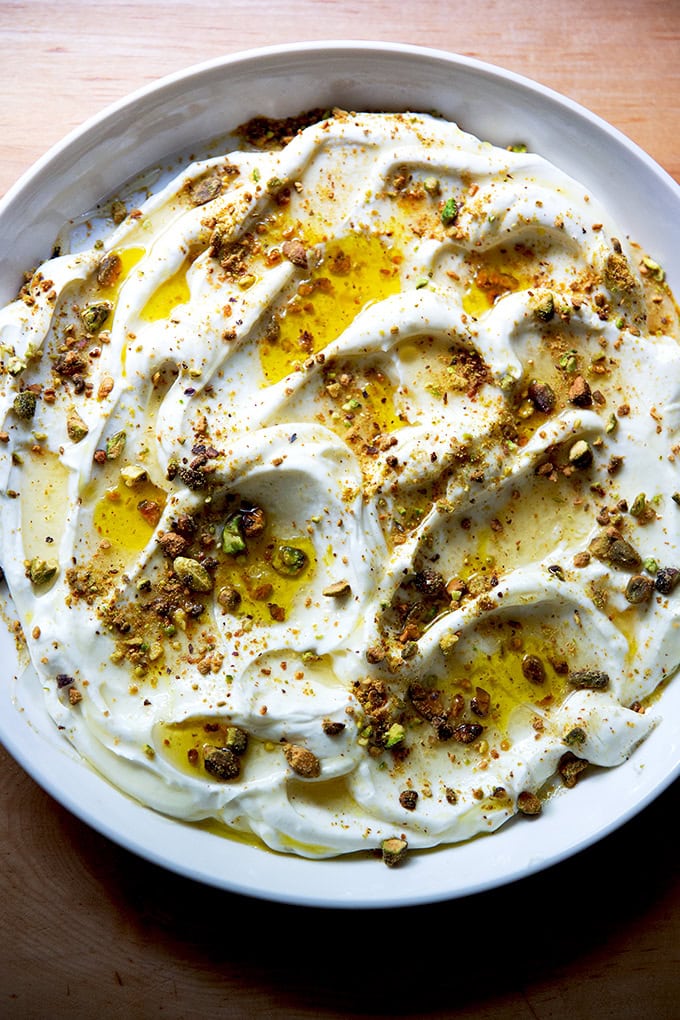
[{"x1": 1, "y1": 41, "x2": 679, "y2": 909}]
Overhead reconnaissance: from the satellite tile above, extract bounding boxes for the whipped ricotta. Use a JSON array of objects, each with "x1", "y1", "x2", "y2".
[{"x1": 1, "y1": 110, "x2": 679, "y2": 859}]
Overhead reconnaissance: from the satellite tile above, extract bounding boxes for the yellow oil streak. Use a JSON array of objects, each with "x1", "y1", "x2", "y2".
[
  {"x1": 462, "y1": 248, "x2": 530, "y2": 318},
  {"x1": 214, "y1": 530, "x2": 316, "y2": 625},
  {"x1": 140, "y1": 258, "x2": 191, "y2": 322},
  {"x1": 19, "y1": 449, "x2": 70, "y2": 559},
  {"x1": 93, "y1": 477, "x2": 166, "y2": 555},
  {"x1": 453, "y1": 629, "x2": 570, "y2": 734},
  {"x1": 96, "y1": 247, "x2": 145, "y2": 328},
  {"x1": 260, "y1": 232, "x2": 401, "y2": 384}
]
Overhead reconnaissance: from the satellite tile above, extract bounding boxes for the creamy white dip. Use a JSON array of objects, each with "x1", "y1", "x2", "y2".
[{"x1": 1, "y1": 110, "x2": 679, "y2": 859}]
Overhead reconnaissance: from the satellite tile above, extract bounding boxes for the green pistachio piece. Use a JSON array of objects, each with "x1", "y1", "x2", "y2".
[
  {"x1": 224, "y1": 726, "x2": 248, "y2": 756},
  {"x1": 568, "y1": 439, "x2": 593, "y2": 469},
  {"x1": 120, "y1": 464, "x2": 148, "y2": 487},
  {"x1": 625, "y1": 574, "x2": 655, "y2": 605},
  {"x1": 630, "y1": 493, "x2": 648, "y2": 518},
  {"x1": 217, "y1": 584, "x2": 241, "y2": 612},
  {"x1": 6, "y1": 355, "x2": 26, "y2": 376},
  {"x1": 105, "y1": 430, "x2": 127, "y2": 460},
  {"x1": 642, "y1": 256, "x2": 665, "y2": 283},
  {"x1": 221, "y1": 515, "x2": 246, "y2": 555},
  {"x1": 13, "y1": 391, "x2": 37, "y2": 420},
  {"x1": 568, "y1": 668, "x2": 610, "y2": 690},
  {"x1": 266, "y1": 176, "x2": 284, "y2": 194},
  {"x1": 440, "y1": 197, "x2": 458, "y2": 225},
  {"x1": 28, "y1": 556, "x2": 59, "y2": 586},
  {"x1": 81, "y1": 301, "x2": 112, "y2": 332},
  {"x1": 66, "y1": 408, "x2": 89, "y2": 442},
  {"x1": 384, "y1": 723, "x2": 406, "y2": 749},
  {"x1": 173, "y1": 556, "x2": 213, "y2": 592},
  {"x1": 564, "y1": 726, "x2": 587, "y2": 747},
  {"x1": 272, "y1": 544, "x2": 308, "y2": 577},
  {"x1": 533, "y1": 292, "x2": 555, "y2": 322},
  {"x1": 381, "y1": 836, "x2": 408, "y2": 867},
  {"x1": 203, "y1": 745, "x2": 240, "y2": 781}
]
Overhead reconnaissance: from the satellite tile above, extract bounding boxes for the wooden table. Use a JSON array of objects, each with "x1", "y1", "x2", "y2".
[{"x1": 1, "y1": 3, "x2": 678, "y2": 1017}]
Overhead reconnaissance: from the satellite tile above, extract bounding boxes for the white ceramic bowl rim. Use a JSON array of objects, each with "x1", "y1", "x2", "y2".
[{"x1": 1, "y1": 41, "x2": 678, "y2": 909}]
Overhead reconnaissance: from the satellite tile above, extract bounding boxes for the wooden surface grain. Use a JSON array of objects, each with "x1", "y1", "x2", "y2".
[{"x1": 1, "y1": 2, "x2": 679, "y2": 1017}]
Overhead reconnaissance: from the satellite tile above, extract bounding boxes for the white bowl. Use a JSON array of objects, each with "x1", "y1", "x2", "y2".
[{"x1": 1, "y1": 41, "x2": 679, "y2": 908}]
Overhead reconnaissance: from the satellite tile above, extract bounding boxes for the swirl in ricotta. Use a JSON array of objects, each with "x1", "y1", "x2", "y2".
[{"x1": 1, "y1": 110, "x2": 679, "y2": 858}]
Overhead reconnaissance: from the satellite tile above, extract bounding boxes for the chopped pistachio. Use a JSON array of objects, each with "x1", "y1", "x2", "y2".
[
  {"x1": 568, "y1": 668, "x2": 609, "y2": 690},
  {"x1": 527, "y1": 380, "x2": 555, "y2": 413},
  {"x1": 224, "y1": 726, "x2": 248, "y2": 756},
  {"x1": 604, "y1": 252, "x2": 635, "y2": 293},
  {"x1": 272, "y1": 544, "x2": 308, "y2": 577},
  {"x1": 322, "y1": 718, "x2": 345, "y2": 736},
  {"x1": 173, "y1": 556, "x2": 213, "y2": 592},
  {"x1": 191, "y1": 176, "x2": 222, "y2": 206},
  {"x1": 110, "y1": 200, "x2": 127, "y2": 224},
  {"x1": 28, "y1": 556, "x2": 59, "y2": 586},
  {"x1": 401, "y1": 640, "x2": 418, "y2": 659},
  {"x1": 564, "y1": 726, "x2": 587, "y2": 747},
  {"x1": 605, "y1": 413, "x2": 618, "y2": 434},
  {"x1": 439, "y1": 631, "x2": 459, "y2": 654},
  {"x1": 13, "y1": 390, "x2": 37, "y2": 420},
  {"x1": 521, "y1": 654, "x2": 546, "y2": 684},
  {"x1": 147, "y1": 642, "x2": 163, "y2": 665},
  {"x1": 517, "y1": 790, "x2": 542, "y2": 816},
  {"x1": 97, "y1": 253, "x2": 122, "y2": 287},
  {"x1": 558, "y1": 751, "x2": 589, "y2": 788},
  {"x1": 66, "y1": 408, "x2": 89, "y2": 442},
  {"x1": 6, "y1": 355, "x2": 26, "y2": 376},
  {"x1": 137, "y1": 499, "x2": 162, "y2": 527},
  {"x1": 624, "y1": 574, "x2": 655, "y2": 605},
  {"x1": 105, "y1": 430, "x2": 127, "y2": 460},
  {"x1": 423, "y1": 176, "x2": 440, "y2": 195},
  {"x1": 558, "y1": 350, "x2": 578, "y2": 372},
  {"x1": 533, "y1": 292, "x2": 555, "y2": 322},
  {"x1": 381, "y1": 836, "x2": 408, "y2": 867},
  {"x1": 120, "y1": 464, "x2": 148, "y2": 487},
  {"x1": 589, "y1": 530, "x2": 641, "y2": 570},
  {"x1": 217, "y1": 584, "x2": 241, "y2": 612},
  {"x1": 203, "y1": 745, "x2": 240, "y2": 781},
  {"x1": 221, "y1": 515, "x2": 246, "y2": 555},
  {"x1": 629, "y1": 492, "x2": 655, "y2": 521},
  {"x1": 642, "y1": 256, "x2": 665, "y2": 283},
  {"x1": 655, "y1": 567, "x2": 680, "y2": 595},
  {"x1": 283, "y1": 742, "x2": 321, "y2": 778},
  {"x1": 568, "y1": 439, "x2": 593, "y2": 469},
  {"x1": 384, "y1": 723, "x2": 406, "y2": 749},
  {"x1": 441, "y1": 197, "x2": 458, "y2": 225},
  {"x1": 322, "y1": 579, "x2": 352, "y2": 597},
  {"x1": 81, "y1": 301, "x2": 112, "y2": 332},
  {"x1": 508, "y1": 142, "x2": 528, "y2": 153}
]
